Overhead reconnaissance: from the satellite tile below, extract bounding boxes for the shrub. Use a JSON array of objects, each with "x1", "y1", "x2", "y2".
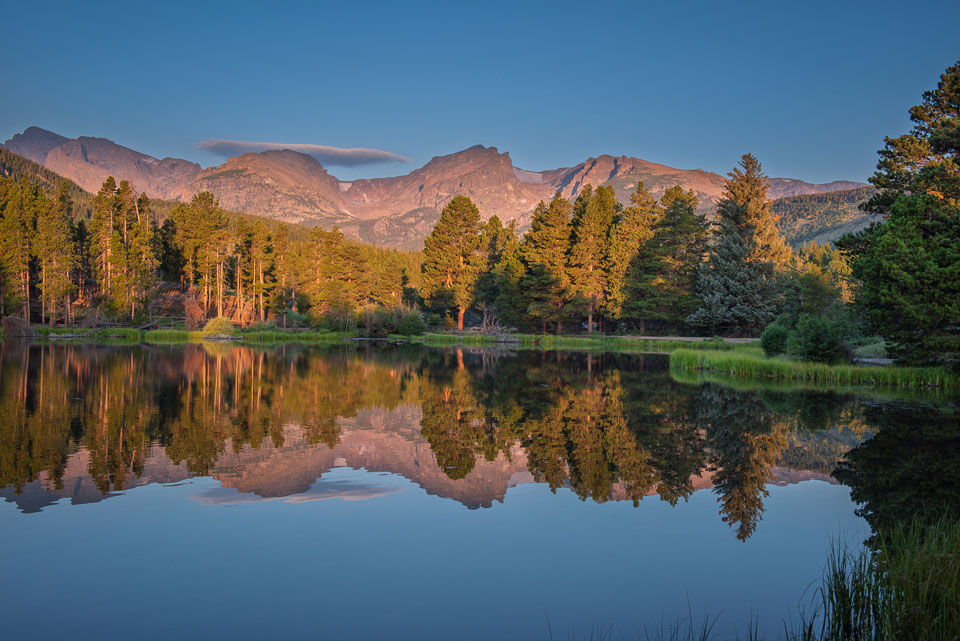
[
  {"x1": 787, "y1": 314, "x2": 844, "y2": 363},
  {"x1": 284, "y1": 310, "x2": 309, "y2": 328},
  {"x1": 761, "y1": 323, "x2": 790, "y2": 356},
  {"x1": 397, "y1": 310, "x2": 425, "y2": 336},
  {"x1": 244, "y1": 320, "x2": 277, "y2": 332},
  {"x1": 201, "y1": 316, "x2": 235, "y2": 335}
]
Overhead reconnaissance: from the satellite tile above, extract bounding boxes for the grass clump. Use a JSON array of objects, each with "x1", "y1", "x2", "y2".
[
  {"x1": 145, "y1": 329, "x2": 195, "y2": 343},
  {"x1": 794, "y1": 519, "x2": 960, "y2": 641},
  {"x1": 670, "y1": 348, "x2": 960, "y2": 388}
]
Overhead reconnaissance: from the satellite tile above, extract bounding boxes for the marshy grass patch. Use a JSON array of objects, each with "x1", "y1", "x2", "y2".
[{"x1": 670, "y1": 349, "x2": 959, "y2": 389}]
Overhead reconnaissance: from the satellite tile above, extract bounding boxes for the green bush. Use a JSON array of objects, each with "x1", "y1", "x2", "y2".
[
  {"x1": 787, "y1": 314, "x2": 844, "y2": 363},
  {"x1": 201, "y1": 316, "x2": 235, "y2": 335},
  {"x1": 284, "y1": 310, "x2": 309, "y2": 328},
  {"x1": 761, "y1": 323, "x2": 790, "y2": 356},
  {"x1": 397, "y1": 310, "x2": 425, "y2": 336}
]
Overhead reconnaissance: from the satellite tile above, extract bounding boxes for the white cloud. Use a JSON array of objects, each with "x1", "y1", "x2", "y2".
[{"x1": 196, "y1": 138, "x2": 411, "y2": 167}]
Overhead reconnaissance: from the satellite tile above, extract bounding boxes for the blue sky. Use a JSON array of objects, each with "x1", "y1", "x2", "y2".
[{"x1": 1, "y1": 0, "x2": 957, "y2": 182}]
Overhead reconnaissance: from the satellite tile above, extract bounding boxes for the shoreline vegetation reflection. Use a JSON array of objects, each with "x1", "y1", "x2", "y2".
[{"x1": 1, "y1": 343, "x2": 956, "y2": 543}]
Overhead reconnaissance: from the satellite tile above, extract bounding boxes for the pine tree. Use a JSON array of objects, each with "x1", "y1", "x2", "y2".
[
  {"x1": 420, "y1": 195, "x2": 483, "y2": 330},
  {"x1": 687, "y1": 154, "x2": 788, "y2": 336},
  {"x1": 0, "y1": 180, "x2": 40, "y2": 320},
  {"x1": 35, "y1": 182, "x2": 78, "y2": 325},
  {"x1": 126, "y1": 193, "x2": 161, "y2": 320},
  {"x1": 475, "y1": 216, "x2": 524, "y2": 329},
  {"x1": 248, "y1": 220, "x2": 273, "y2": 322},
  {"x1": 521, "y1": 194, "x2": 572, "y2": 334},
  {"x1": 624, "y1": 186, "x2": 707, "y2": 333},
  {"x1": 89, "y1": 177, "x2": 120, "y2": 313},
  {"x1": 568, "y1": 184, "x2": 618, "y2": 332},
  {"x1": 603, "y1": 182, "x2": 661, "y2": 328},
  {"x1": 841, "y1": 60, "x2": 960, "y2": 365}
]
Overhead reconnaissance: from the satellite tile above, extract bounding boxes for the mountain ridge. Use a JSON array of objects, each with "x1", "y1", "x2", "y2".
[{"x1": 3, "y1": 127, "x2": 870, "y2": 249}]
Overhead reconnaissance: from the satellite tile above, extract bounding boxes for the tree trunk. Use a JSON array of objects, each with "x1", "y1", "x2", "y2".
[
  {"x1": 457, "y1": 307, "x2": 465, "y2": 331},
  {"x1": 587, "y1": 308, "x2": 593, "y2": 333},
  {"x1": 217, "y1": 262, "x2": 224, "y2": 317}
]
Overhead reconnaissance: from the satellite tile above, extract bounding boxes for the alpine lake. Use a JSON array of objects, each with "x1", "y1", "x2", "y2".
[{"x1": 1, "y1": 342, "x2": 957, "y2": 640}]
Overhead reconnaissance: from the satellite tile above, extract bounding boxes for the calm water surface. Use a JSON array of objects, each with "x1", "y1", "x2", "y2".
[{"x1": 1, "y1": 343, "x2": 957, "y2": 640}]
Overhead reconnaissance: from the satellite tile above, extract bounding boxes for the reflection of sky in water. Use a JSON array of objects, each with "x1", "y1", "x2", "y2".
[
  {"x1": 1, "y1": 468, "x2": 865, "y2": 641},
  {"x1": 192, "y1": 467, "x2": 408, "y2": 505}
]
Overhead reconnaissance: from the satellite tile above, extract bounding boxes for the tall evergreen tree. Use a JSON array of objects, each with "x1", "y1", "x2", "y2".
[
  {"x1": 125, "y1": 193, "x2": 161, "y2": 320},
  {"x1": 474, "y1": 216, "x2": 520, "y2": 329},
  {"x1": 568, "y1": 184, "x2": 618, "y2": 332},
  {"x1": 840, "y1": 60, "x2": 960, "y2": 365},
  {"x1": 603, "y1": 182, "x2": 661, "y2": 329},
  {"x1": 521, "y1": 194, "x2": 573, "y2": 334},
  {"x1": 623, "y1": 186, "x2": 707, "y2": 333},
  {"x1": 89, "y1": 177, "x2": 120, "y2": 313},
  {"x1": 0, "y1": 180, "x2": 40, "y2": 320},
  {"x1": 687, "y1": 154, "x2": 788, "y2": 336},
  {"x1": 35, "y1": 182, "x2": 78, "y2": 325},
  {"x1": 420, "y1": 195, "x2": 483, "y2": 330}
]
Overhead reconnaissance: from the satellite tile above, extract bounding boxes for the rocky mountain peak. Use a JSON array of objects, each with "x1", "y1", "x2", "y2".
[{"x1": 2, "y1": 126, "x2": 70, "y2": 164}]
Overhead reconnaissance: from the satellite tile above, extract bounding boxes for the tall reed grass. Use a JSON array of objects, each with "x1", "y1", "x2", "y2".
[
  {"x1": 415, "y1": 332, "x2": 750, "y2": 352},
  {"x1": 670, "y1": 349, "x2": 960, "y2": 389},
  {"x1": 790, "y1": 519, "x2": 960, "y2": 641}
]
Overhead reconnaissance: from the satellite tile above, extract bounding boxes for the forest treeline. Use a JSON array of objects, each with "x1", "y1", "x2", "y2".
[
  {"x1": 0, "y1": 149, "x2": 849, "y2": 339},
  {"x1": 420, "y1": 154, "x2": 852, "y2": 338},
  {"x1": 0, "y1": 174, "x2": 422, "y2": 326},
  {"x1": 770, "y1": 185, "x2": 876, "y2": 244}
]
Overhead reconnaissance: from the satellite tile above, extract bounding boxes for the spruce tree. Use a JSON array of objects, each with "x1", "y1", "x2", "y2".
[
  {"x1": 420, "y1": 195, "x2": 483, "y2": 331},
  {"x1": 521, "y1": 194, "x2": 572, "y2": 333},
  {"x1": 687, "y1": 154, "x2": 787, "y2": 336},
  {"x1": 624, "y1": 186, "x2": 707, "y2": 334}
]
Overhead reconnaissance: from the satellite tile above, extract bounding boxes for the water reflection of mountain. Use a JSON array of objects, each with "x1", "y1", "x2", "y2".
[{"x1": 0, "y1": 343, "x2": 895, "y2": 538}]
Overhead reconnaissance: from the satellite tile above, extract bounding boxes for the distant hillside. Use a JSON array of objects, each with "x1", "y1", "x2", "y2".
[
  {"x1": 0, "y1": 147, "x2": 94, "y2": 217},
  {"x1": 0, "y1": 148, "x2": 267, "y2": 229},
  {"x1": 771, "y1": 186, "x2": 879, "y2": 245}
]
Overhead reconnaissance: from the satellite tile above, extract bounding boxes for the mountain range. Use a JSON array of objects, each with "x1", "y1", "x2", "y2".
[{"x1": 3, "y1": 126, "x2": 868, "y2": 249}]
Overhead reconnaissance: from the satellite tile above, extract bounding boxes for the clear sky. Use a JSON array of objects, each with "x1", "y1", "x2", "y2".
[{"x1": 1, "y1": 0, "x2": 957, "y2": 182}]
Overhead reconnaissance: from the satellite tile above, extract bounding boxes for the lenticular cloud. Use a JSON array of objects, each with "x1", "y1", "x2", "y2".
[{"x1": 196, "y1": 139, "x2": 411, "y2": 167}]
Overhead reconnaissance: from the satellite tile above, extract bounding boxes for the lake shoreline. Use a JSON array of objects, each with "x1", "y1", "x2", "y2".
[{"x1": 9, "y1": 326, "x2": 958, "y2": 390}]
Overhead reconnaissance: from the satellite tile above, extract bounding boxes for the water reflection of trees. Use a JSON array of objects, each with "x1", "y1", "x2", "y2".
[
  {"x1": 833, "y1": 402, "x2": 960, "y2": 544},
  {"x1": 0, "y1": 343, "x2": 894, "y2": 539}
]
